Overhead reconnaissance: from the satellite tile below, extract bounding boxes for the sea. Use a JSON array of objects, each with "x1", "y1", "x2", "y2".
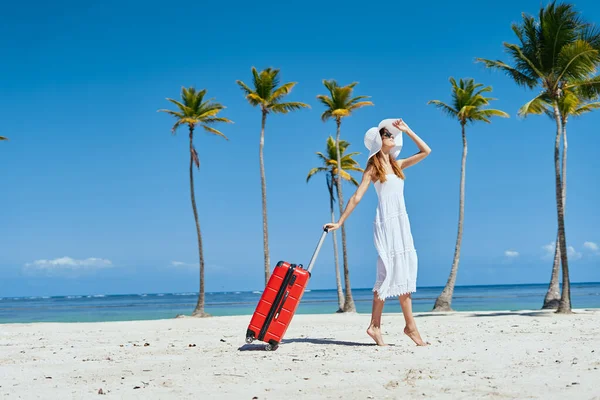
[{"x1": 1, "y1": 282, "x2": 599, "y2": 324}]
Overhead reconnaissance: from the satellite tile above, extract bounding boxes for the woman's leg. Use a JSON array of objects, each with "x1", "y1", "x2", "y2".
[
  {"x1": 367, "y1": 292, "x2": 387, "y2": 346},
  {"x1": 399, "y1": 293, "x2": 429, "y2": 346}
]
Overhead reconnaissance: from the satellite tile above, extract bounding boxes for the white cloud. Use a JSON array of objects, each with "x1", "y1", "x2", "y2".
[
  {"x1": 567, "y1": 246, "x2": 583, "y2": 261},
  {"x1": 504, "y1": 250, "x2": 519, "y2": 258},
  {"x1": 171, "y1": 261, "x2": 195, "y2": 268},
  {"x1": 542, "y1": 242, "x2": 556, "y2": 260},
  {"x1": 542, "y1": 242, "x2": 582, "y2": 261},
  {"x1": 583, "y1": 241, "x2": 599, "y2": 252},
  {"x1": 542, "y1": 242, "x2": 555, "y2": 254},
  {"x1": 24, "y1": 257, "x2": 113, "y2": 272}
]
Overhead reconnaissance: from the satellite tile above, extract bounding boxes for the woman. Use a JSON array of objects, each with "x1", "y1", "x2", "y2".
[{"x1": 324, "y1": 118, "x2": 431, "y2": 346}]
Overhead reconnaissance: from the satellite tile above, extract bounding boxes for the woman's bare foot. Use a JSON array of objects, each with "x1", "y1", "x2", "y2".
[
  {"x1": 404, "y1": 326, "x2": 430, "y2": 346},
  {"x1": 367, "y1": 326, "x2": 387, "y2": 346}
]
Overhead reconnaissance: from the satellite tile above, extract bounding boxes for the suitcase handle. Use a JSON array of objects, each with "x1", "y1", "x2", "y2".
[{"x1": 305, "y1": 227, "x2": 329, "y2": 273}]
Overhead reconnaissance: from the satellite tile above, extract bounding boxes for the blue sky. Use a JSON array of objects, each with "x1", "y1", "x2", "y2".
[{"x1": 1, "y1": 0, "x2": 599, "y2": 297}]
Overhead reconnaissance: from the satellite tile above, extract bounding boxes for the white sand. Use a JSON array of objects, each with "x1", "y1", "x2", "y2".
[{"x1": 1, "y1": 309, "x2": 599, "y2": 399}]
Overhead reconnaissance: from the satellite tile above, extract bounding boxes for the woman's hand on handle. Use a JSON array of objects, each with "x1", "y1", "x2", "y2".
[{"x1": 323, "y1": 222, "x2": 340, "y2": 231}]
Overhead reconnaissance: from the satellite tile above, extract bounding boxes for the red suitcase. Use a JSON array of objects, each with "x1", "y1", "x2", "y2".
[{"x1": 245, "y1": 228, "x2": 329, "y2": 351}]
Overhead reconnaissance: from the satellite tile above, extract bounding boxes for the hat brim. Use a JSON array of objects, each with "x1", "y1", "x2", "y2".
[{"x1": 364, "y1": 119, "x2": 403, "y2": 160}]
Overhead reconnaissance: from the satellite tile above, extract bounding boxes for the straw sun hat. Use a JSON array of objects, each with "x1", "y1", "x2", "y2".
[{"x1": 364, "y1": 118, "x2": 404, "y2": 160}]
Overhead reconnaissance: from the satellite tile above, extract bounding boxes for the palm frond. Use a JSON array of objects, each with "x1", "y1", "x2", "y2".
[
  {"x1": 316, "y1": 94, "x2": 334, "y2": 109},
  {"x1": 518, "y1": 93, "x2": 551, "y2": 118},
  {"x1": 476, "y1": 109, "x2": 510, "y2": 120},
  {"x1": 567, "y1": 75, "x2": 600, "y2": 99},
  {"x1": 539, "y1": 1, "x2": 582, "y2": 69},
  {"x1": 0, "y1": 136, "x2": 8, "y2": 141},
  {"x1": 347, "y1": 101, "x2": 374, "y2": 111},
  {"x1": 191, "y1": 146, "x2": 200, "y2": 169},
  {"x1": 573, "y1": 101, "x2": 600, "y2": 116},
  {"x1": 198, "y1": 107, "x2": 224, "y2": 119},
  {"x1": 164, "y1": 98, "x2": 188, "y2": 113},
  {"x1": 236, "y1": 80, "x2": 255, "y2": 96},
  {"x1": 306, "y1": 167, "x2": 328, "y2": 182},
  {"x1": 157, "y1": 109, "x2": 185, "y2": 119},
  {"x1": 427, "y1": 100, "x2": 459, "y2": 118},
  {"x1": 337, "y1": 169, "x2": 360, "y2": 186},
  {"x1": 202, "y1": 125, "x2": 229, "y2": 140},
  {"x1": 270, "y1": 101, "x2": 310, "y2": 114},
  {"x1": 318, "y1": 109, "x2": 332, "y2": 122},
  {"x1": 349, "y1": 95, "x2": 371, "y2": 103},
  {"x1": 476, "y1": 58, "x2": 539, "y2": 89},
  {"x1": 169, "y1": 120, "x2": 186, "y2": 135},
  {"x1": 271, "y1": 82, "x2": 297, "y2": 102},
  {"x1": 556, "y1": 39, "x2": 599, "y2": 86},
  {"x1": 203, "y1": 117, "x2": 234, "y2": 124}
]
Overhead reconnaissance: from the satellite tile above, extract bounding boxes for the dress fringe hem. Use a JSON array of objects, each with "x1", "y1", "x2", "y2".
[{"x1": 372, "y1": 282, "x2": 416, "y2": 301}]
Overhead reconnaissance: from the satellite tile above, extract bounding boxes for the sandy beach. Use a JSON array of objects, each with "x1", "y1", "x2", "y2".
[{"x1": 1, "y1": 309, "x2": 599, "y2": 399}]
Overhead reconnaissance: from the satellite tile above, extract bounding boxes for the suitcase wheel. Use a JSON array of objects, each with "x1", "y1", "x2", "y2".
[
  {"x1": 265, "y1": 341, "x2": 279, "y2": 351},
  {"x1": 245, "y1": 329, "x2": 256, "y2": 344}
]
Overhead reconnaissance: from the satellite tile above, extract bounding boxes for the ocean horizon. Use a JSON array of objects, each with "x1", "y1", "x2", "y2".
[{"x1": 1, "y1": 281, "x2": 598, "y2": 324}]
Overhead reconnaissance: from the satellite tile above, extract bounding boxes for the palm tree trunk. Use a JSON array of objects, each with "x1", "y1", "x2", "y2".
[
  {"x1": 542, "y1": 235, "x2": 561, "y2": 309},
  {"x1": 189, "y1": 127, "x2": 208, "y2": 317},
  {"x1": 433, "y1": 123, "x2": 467, "y2": 312},
  {"x1": 328, "y1": 173, "x2": 344, "y2": 312},
  {"x1": 542, "y1": 118, "x2": 567, "y2": 310},
  {"x1": 335, "y1": 118, "x2": 355, "y2": 312},
  {"x1": 552, "y1": 103, "x2": 571, "y2": 314},
  {"x1": 260, "y1": 110, "x2": 271, "y2": 286}
]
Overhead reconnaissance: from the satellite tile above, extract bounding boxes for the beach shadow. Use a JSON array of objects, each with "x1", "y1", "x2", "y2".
[
  {"x1": 468, "y1": 311, "x2": 551, "y2": 318},
  {"x1": 282, "y1": 338, "x2": 392, "y2": 347},
  {"x1": 237, "y1": 338, "x2": 393, "y2": 350},
  {"x1": 413, "y1": 313, "x2": 458, "y2": 318},
  {"x1": 237, "y1": 343, "x2": 271, "y2": 351}
]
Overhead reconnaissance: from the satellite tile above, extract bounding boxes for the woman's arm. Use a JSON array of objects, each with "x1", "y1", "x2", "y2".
[
  {"x1": 393, "y1": 119, "x2": 431, "y2": 169},
  {"x1": 324, "y1": 167, "x2": 373, "y2": 231}
]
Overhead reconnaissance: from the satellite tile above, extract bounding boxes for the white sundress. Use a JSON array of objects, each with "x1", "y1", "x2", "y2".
[{"x1": 372, "y1": 173, "x2": 418, "y2": 300}]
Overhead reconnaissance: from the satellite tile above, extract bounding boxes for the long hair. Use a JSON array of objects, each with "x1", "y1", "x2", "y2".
[{"x1": 367, "y1": 150, "x2": 405, "y2": 183}]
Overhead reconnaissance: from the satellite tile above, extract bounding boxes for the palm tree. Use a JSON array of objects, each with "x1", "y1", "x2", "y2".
[
  {"x1": 317, "y1": 80, "x2": 373, "y2": 313},
  {"x1": 476, "y1": 1, "x2": 600, "y2": 313},
  {"x1": 158, "y1": 86, "x2": 233, "y2": 317},
  {"x1": 307, "y1": 137, "x2": 363, "y2": 312},
  {"x1": 428, "y1": 77, "x2": 509, "y2": 311},
  {"x1": 236, "y1": 67, "x2": 309, "y2": 286},
  {"x1": 518, "y1": 88, "x2": 600, "y2": 309}
]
